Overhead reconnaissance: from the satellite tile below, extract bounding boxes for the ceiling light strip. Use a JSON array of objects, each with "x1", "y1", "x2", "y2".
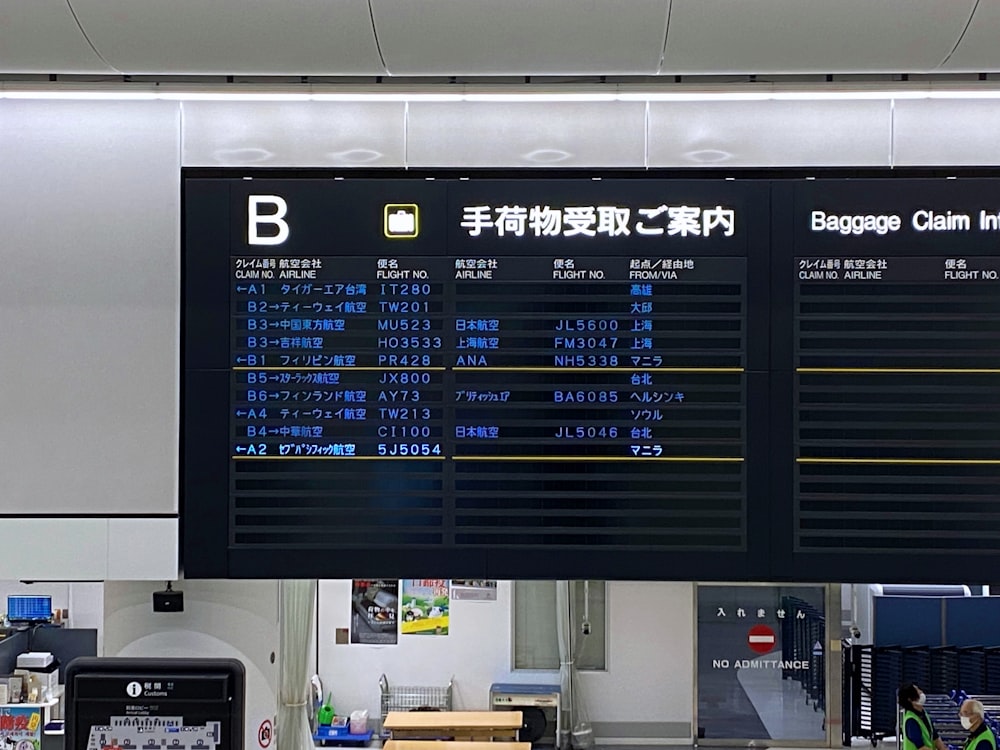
[{"x1": 4, "y1": 84, "x2": 1000, "y2": 102}]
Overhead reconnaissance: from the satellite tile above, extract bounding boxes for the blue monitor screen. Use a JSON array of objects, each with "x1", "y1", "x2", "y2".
[{"x1": 8, "y1": 595, "x2": 52, "y2": 622}]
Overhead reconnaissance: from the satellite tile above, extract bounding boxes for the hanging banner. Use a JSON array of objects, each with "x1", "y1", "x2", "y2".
[
  {"x1": 401, "y1": 580, "x2": 450, "y2": 635},
  {"x1": 696, "y1": 584, "x2": 827, "y2": 743},
  {"x1": 350, "y1": 579, "x2": 399, "y2": 645}
]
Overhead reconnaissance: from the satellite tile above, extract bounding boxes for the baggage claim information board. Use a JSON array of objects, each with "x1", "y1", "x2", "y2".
[
  {"x1": 771, "y1": 180, "x2": 1000, "y2": 581},
  {"x1": 183, "y1": 177, "x2": 770, "y2": 579}
]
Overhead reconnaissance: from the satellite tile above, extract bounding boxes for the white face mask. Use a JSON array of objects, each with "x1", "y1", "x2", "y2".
[
  {"x1": 961, "y1": 717, "x2": 974, "y2": 730},
  {"x1": 915, "y1": 692, "x2": 926, "y2": 707}
]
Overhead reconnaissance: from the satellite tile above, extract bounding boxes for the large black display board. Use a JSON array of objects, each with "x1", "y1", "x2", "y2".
[
  {"x1": 771, "y1": 179, "x2": 1000, "y2": 582},
  {"x1": 184, "y1": 176, "x2": 770, "y2": 579},
  {"x1": 184, "y1": 174, "x2": 1000, "y2": 582}
]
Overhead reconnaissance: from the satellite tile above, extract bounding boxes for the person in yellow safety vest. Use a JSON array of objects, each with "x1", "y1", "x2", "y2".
[
  {"x1": 960, "y1": 699, "x2": 998, "y2": 750},
  {"x1": 899, "y1": 683, "x2": 947, "y2": 750}
]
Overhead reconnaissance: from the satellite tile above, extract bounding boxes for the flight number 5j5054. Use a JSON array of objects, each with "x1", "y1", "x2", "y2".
[{"x1": 377, "y1": 443, "x2": 442, "y2": 456}]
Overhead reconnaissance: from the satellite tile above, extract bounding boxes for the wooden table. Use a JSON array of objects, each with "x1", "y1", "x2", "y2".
[
  {"x1": 385, "y1": 742, "x2": 530, "y2": 750},
  {"x1": 383, "y1": 711, "x2": 523, "y2": 741}
]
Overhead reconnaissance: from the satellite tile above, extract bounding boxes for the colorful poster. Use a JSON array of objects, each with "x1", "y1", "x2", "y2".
[
  {"x1": 0, "y1": 705, "x2": 43, "y2": 750},
  {"x1": 400, "y1": 579, "x2": 450, "y2": 635},
  {"x1": 350, "y1": 579, "x2": 398, "y2": 645},
  {"x1": 451, "y1": 580, "x2": 498, "y2": 601}
]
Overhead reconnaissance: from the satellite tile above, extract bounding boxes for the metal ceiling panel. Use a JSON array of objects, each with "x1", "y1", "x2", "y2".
[
  {"x1": 406, "y1": 101, "x2": 646, "y2": 167},
  {"x1": 0, "y1": 100, "x2": 181, "y2": 515},
  {"x1": 647, "y1": 99, "x2": 891, "y2": 167},
  {"x1": 370, "y1": 0, "x2": 669, "y2": 75},
  {"x1": 893, "y1": 99, "x2": 1000, "y2": 166},
  {"x1": 939, "y1": 1, "x2": 1000, "y2": 71},
  {"x1": 68, "y1": 0, "x2": 385, "y2": 75},
  {"x1": 661, "y1": 0, "x2": 977, "y2": 74},
  {"x1": 182, "y1": 101, "x2": 406, "y2": 166},
  {"x1": 0, "y1": 0, "x2": 115, "y2": 73}
]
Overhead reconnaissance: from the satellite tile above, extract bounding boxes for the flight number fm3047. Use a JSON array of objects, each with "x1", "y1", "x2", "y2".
[{"x1": 554, "y1": 336, "x2": 618, "y2": 348}]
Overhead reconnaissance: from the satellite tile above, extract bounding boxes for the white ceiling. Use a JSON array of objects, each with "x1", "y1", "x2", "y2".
[
  {"x1": 661, "y1": 0, "x2": 978, "y2": 75},
  {"x1": 0, "y1": 0, "x2": 995, "y2": 77}
]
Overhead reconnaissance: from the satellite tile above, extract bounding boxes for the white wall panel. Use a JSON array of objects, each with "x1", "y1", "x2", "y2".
[
  {"x1": 580, "y1": 582, "x2": 694, "y2": 729},
  {"x1": 0, "y1": 0, "x2": 115, "y2": 73},
  {"x1": 647, "y1": 99, "x2": 892, "y2": 167},
  {"x1": 371, "y1": 0, "x2": 668, "y2": 76},
  {"x1": 69, "y1": 0, "x2": 384, "y2": 75},
  {"x1": 107, "y1": 519, "x2": 179, "y2": 580},
  {"x1": 182, "y1": 101, "x2": 406, "y2": 167},
  {"x1": 893, "y1": 99, "x2": 1000, "y2": 166},
  {"x1": 0, "y1": 520, "x2": 109, "y2": 580},
  {"x1": 0, "y1": 100, "x2": 181, "y2": 516},
  {"x1": 406, "y1": 101, "x2": 646, "y2": 167},
  {"x1": 662, "y1": 0, "x2": 976, "y2": 74}
]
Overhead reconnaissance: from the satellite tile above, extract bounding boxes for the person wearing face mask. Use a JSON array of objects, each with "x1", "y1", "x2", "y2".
[
  {"x1": 959, "y1": 699, "x2": 997, "y2": 750},
  {"x1": 899, "y1": 683, "x2": 948, "y2": 750}
]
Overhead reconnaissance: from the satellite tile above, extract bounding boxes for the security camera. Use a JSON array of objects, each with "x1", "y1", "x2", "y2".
[
  {"x1": 850, "y1": 626, "x2": 861, "y2": 639},
  {"x1": 581, "y1": 621, "x2": 591, "y2": 636}
]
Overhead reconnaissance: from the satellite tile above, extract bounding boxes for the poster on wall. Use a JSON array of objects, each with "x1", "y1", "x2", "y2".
[
  {"x1": 696, "y1": 584, "x2": 827, "y2": 743},
  {"x1": 451, "y1": 580, "x2": 497, "y2": 602},
  {"x1": 0, "y1": 705, "x2": 42, "y2": 750},
  {"x1": 400, "y1": 580, "x2": 450, "y2": 635},
  {"x1": 350, "y1": 579, "x2": 398, "y2": 645}
]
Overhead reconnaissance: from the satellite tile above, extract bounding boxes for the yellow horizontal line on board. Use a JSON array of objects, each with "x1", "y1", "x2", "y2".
[
  {"x1": 232, "y1": 455, "x2": 444, "y2": 460},
  {"x1": 454, "y1": 456, "x2": 745, "y2": 462},
  {"x1": 453, "y1": 367, "x2": 745, "y2": 373},
  {"x1": 797, "y1": 368, "x2": 1000, "y2": 374},
  {"x1": 797, "y1": 457, "x2": 1000, "y2": 465},
  {"x1": 232, "y1": 366, "x2": 446, "y2": 371},
  {"x1": 232, "y1": 366, "x2": 744, "y2": 372}
]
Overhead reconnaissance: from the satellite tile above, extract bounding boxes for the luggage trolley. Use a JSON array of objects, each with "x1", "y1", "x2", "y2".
[{"x1": 379, "y1": 673, "x2": 453, "y2": 737}]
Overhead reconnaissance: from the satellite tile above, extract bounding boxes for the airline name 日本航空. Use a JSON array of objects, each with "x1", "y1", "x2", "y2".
[{"x1": 811, "y1": 209, "x2": 1000, "y2": 235}]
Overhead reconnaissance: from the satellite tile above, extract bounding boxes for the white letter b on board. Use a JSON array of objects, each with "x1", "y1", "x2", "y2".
[{"x1": 248, "y1": 195, "x2": 290, "y2": 245}]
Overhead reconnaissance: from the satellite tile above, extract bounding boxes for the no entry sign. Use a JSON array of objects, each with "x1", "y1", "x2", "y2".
[{"x1": 747, "y1": 624, "x2": 776, "y2": 654}]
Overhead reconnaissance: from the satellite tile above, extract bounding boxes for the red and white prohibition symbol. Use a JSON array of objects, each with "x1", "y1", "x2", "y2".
[
  {"x1": 747, "y1": 624, "x2": 776, "y2": 654},
  {"x1": 258, "y1": 719, "x2": 273, "y2": 748}
]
